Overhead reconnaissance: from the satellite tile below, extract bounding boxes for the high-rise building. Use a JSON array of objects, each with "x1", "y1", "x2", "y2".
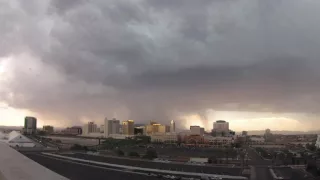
[
  {"x1": 24, "y1": 116, "x2": 37, "y2": 134},
  {"x1": 43, "y1": 125, "x2": 54, "y2": 134},
  {"x1": 61, "y1": 126, "x2": 82, "y2": 135},
  {"x1": 134, "y1": 126, "x2": 146, "y2": 135},
  {"x1": 100, "y1": 125, "x2": 105, "y2": 133},
  {"x1": 242, "y1": 131, "x2": 248, "y2": 136},
  {"x1": 264, "y1": 129, "x2": 273, "y2": 142},
  {"x1": 170, "y1": 120, "x2": 176, "y2": 133},
  {"x1": 122, "y1": 120, "x2": 134, "y2": 135},
  {"x1": 82, "y1": 122, "x2": 97, "y2": 135},
  {"x1": 104, "y1": 118, "x2": 120, "y2": 137},
  {"x1": 190, "y1": 126, "x2": 204, "y2": 136},
  {"x1": 200, "y1": 127, "x2": 205, "y2": 136},
  {"x1": 213, "y1": 120, "x2": 229, "y2": 132},
  {"x1": 145, "y1": 121, "x2": 171, "y2": 135}
]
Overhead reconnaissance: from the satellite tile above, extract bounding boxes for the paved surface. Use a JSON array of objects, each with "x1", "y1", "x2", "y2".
[
  {"x1": 25, "y1": 153, "x2": 247, "y2": 180},
  {"x1": 0, "y1": 143, "x2": 68, "y2": 180},
  {"x1": 25, "y1": 153, "x2": 161, "y2": 180},
  {"x1": 247, "y1": 147, "x2": 317, "y2": 180},
  {"x1": 246, "y1": 148, "x2": 273, "y2": 180},
  {"x1": 61, "y1": 153, "x2": 243, "y2": 176}
]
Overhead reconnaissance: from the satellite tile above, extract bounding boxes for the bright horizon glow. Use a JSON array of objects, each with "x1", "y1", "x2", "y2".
[
  {"x1": 0, "y1": 104, "x2": 315, "y2": 131},
  {"x1": 182, "y1": 110, "x2": 312, "y2": 132},
  {"x1": 0, "y1": 103, "x2": 44, "y2": 128}
]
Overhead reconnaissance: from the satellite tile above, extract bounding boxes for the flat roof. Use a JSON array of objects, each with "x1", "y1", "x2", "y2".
[{"x1": 0, "y1": 142, "x2": 68, "y2": 180}]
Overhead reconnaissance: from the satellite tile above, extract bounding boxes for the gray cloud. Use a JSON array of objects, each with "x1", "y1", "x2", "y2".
[{"x1": 1, "y1": 0, "x2": 320, "y2": 128}]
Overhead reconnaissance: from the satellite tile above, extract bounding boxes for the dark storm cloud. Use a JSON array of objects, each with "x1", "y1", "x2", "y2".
[{"x1": 2, "y1": 0, "x2": 320, "y2": 127}]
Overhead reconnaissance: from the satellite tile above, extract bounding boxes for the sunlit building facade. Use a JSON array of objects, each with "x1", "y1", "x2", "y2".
[
  {"x1": 24, "y1": 116, "x2": 37, "y2": 134},
  {"x1": 122, "y1": 120, "x2": 134, "y2": 135},
  {"x1": 104, "y1": 118, "x2": 120, "y2": 137}
]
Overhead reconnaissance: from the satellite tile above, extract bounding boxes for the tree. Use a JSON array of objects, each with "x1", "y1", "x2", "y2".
[
  {"x1": 128, "y1": 151, "x2": 140, "y2": 157},
  {"x1": 225, "y1": 151, "x2": 229, "y2": 164},
  {"x1": 306, "y1": 143, "x2": 317, "y2": 151},
  {"x1": 70, "y1": 144, "x2": 86, "y2": 151},
  {"x1": 116, "y1": 149, "x2": 124, "y2": 156},
  {"x1": 143, "y1": 149, "x2": 158, "y2": 159},
  {"x1": 209, "y1": 156, "x2": 217, "y2": 164}
]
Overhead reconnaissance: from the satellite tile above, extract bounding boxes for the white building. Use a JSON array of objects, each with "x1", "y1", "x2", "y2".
[
  {"x1": 250, "y1": 137, "x2": 265, "y2": 144},
  {"x1": 104, "y1": 118, "x2": 120, "y2": 137},
  {"x1": 213, "y1": 120, "x2": 229, "y2": 132},
  {"x1": 150, "y1": 133, "x2": 178, "y2": 143},
  {"x1": 0, "y1": 131, "x2": 35, "y2": 147},
  {"x1": 204, "y1": 136, "x2": 234, "y2": 147},
  {"x1": 316, "y1": 135, "x2": 320, "y2": 148},
  {"x1": 24, "y1": 116, "x2": 37, "y2": 134},
  {"x1": 100, "y1": 125, "x2": 104, "y2": 133},
  {"x1": 170, "y1": 120, "x2": 176, "y2": 133},
  {"x1": 108, "y1": 134, "x2": 134, "y2": 139},
  {"x1": 190, "y1": 126, "x2": 204, "y2": 136},
  {"x1": 82, "y1": 122, "x2": 98, "y2": 135}
]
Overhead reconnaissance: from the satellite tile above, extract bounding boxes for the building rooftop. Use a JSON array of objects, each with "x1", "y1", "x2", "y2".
[
  {"x1": 0, "y1": 142, "x2": 68, "y2": 180},
  {"x1": 215, "y1": 120, "x2": 226, "y2": 123}
]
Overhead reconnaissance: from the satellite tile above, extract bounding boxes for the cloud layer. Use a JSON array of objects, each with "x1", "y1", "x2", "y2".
[{"x1": 1, "y1": 0, "x2": 320, "y2": 129}]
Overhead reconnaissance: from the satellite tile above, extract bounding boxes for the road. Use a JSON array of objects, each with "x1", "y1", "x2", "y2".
[
  {"x1": 246, "y1": 148, "x2": 273, "y2": 180},
  {"x1": 25, "y1": 153, "x2": 162, "y2": 180},
  {"x1": 61, "y1": 153, "x2": 243, "y2": 176},
  {"x1": 246, "y1": 147, "x2": 316, "y2": 180},
  {"x1": 25, "y1": 153, "x2": 247, "y2": 180}
]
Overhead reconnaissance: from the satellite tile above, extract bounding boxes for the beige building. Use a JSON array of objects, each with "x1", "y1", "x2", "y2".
[
  {"x1": 82, "y1": 122, "x2": 98, "y2": 135},
  {"x1": 204, "y1": 136, "x2": 234, "y2": 147},
  {"x1": 190, "y1": 126, "x2": 204, "y2": 136},
  {"x1": 122, "y1": 120, "x2": 134, "y2": 135},
  {"x1": 104, "y1": 118, "x2": 120, "y2": 137},
  {"x1": 150, "y1": 133, "x2": 178, "y2": 143},
  {"x1": 213, "y1": 120, "x2": 229, "y2": 132},
  {"x1": 145, "y1": 122, "x2": 170, "y2": 134}
]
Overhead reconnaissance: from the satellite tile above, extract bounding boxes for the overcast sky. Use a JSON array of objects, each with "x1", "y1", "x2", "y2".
[{"x1": 1, "y1": 0, "x2": 320, "y2": 131}]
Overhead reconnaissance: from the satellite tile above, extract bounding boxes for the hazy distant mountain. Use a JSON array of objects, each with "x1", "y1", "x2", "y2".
[
  {"x1": 246, "y1": 130, "x2": 320, "y2": 135},
  {"x1": 0, "y1": 126, "x2": 23, "y2": 129}
]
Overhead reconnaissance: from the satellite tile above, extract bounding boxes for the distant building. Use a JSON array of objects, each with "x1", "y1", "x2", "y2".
[
  {"x1": 145, "y1": 122, "x2": 170, "y2": 135},
  {"x1": 242, "y1": 131, "x2": 248, "y2": 136},
  {"x1": 250, "y1": 137, "x2": 265, "y2": 144},
  {"x1": 0, "y1": 131, "x2": 35, "y2": 147},
  {"x1": 122, "y1": 120, "x2": 134, "y2": 135},
  {"x1": 264, "y1": 129, "x2": 274, "y2": 142},
  {"x1": 150, "y1": 133, "x2": 178, "y2": 143},
  {"x1": 61, "y1": 126, "x2": 82, "y2": 135},
  {"x1": 316, "y1": 135, "x2": 320, "y2": 148},
  {"x1": 170, "y1": 120, "x2": 176, "y2": 133},
  {"x1": 24, "y1": 116, "x2": 37, "y2": 134},
  {"x1": 204, "y1": 136, "x2": 234, "y2": 147},
  {"x1": 108, "y1": 134, "x2": 134, "y2": 140},
  {"x1": 182, "y1": 135, "x2": 205, "y2": 145},
  {"x1": 213, "y1": 120, "x2": 229, "y2": 132},
  {"x1": 82, "y1": 122, "x2": 97, "y2": 135},
  {"x1": 100, "y1": 125, "x2": 104, "y2": 133},
  {"x1": 43, "y1": 126, "x2": 54, "y2": 134},
  {"x1": 212, "y1": 120, "x2": 230, "y2": 137},
  {"x1": 134, "y1": 126, "x2": 146, "y2": 135},
  {"x1": 104, "y1": 118, "x2": 120, "y2": 137},
  {"x1": 190, "y1": 126, "x2": 204, "y2": 136}
]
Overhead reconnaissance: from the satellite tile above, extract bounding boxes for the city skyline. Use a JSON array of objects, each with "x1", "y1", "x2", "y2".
[{"x1": 2, "y1": 0, "x2": 320, "y2": 131}]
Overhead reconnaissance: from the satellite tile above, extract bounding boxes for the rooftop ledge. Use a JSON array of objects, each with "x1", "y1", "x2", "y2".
[{"x1": 0, "y1": 142, "x2": 68, "y2": 180}]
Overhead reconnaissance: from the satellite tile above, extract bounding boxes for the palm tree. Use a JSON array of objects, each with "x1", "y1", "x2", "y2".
[
  {"x1": 225, "y1": 150, "x2": 229, "y2": 164},
  {"x1": 239, "y1": 151, "x2": 245, "y2": 168}
]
